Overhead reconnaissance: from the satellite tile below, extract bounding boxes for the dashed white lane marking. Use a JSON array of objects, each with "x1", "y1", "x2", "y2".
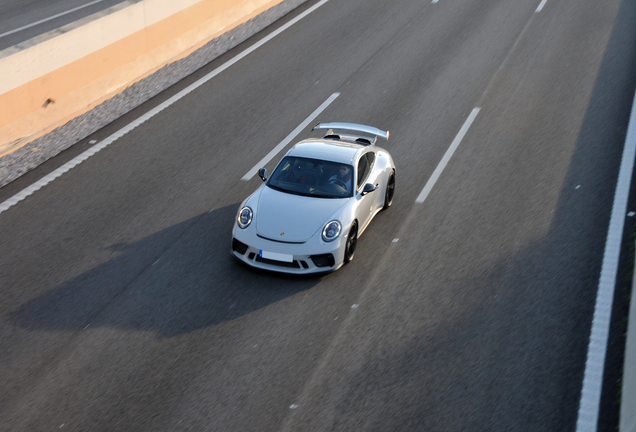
[
  {"x1": 575, "y1": 85, "x2": 636, "y2": 432},
  {"x1": 415, "y1": 107, "x2": 481, "y2": 204},
  {"x1": 0, "y1": 0, "x2": 332, "y2": 215},
  {"x1": 535, "y1": 0, "x2": 548, "y2": 12},
  {"x1": 241, "y1": 92, "x2": 340, "y2": 181},
  {"x1": 0, "y1": 0, "x2": 104, "y2": 39}
]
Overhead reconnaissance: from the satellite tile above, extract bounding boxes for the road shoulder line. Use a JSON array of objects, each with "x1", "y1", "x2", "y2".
[{"x1": 576, "y1": 83, "x2": 636, "y2": 432}]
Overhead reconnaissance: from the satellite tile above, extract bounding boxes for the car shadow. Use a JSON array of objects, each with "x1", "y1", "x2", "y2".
[{"x1": 10, "y1": 203, "x2": 322, "y2": 337}]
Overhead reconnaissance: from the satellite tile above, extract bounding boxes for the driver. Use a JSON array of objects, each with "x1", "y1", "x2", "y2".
[{"x1": 329, "y1": 164, "x2": 352, "y2": 191}]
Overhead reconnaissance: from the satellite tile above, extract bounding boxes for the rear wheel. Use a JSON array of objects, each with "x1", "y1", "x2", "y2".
[
  {"x1": 344, "y1": 222, "x2": 358, "y2": 264},
  {"x1": 383, "y1": 170, "x2": 395, "y2": 209}
]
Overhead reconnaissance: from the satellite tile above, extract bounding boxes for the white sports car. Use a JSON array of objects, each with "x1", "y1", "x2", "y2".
[{"x1": 231, "y1": 122, "x2": 395, "y2": 274}]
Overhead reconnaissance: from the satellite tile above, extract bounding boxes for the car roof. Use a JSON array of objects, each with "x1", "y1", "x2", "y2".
[{"x1": 286, "y1": 139, "x2": 365, "y2": 165}]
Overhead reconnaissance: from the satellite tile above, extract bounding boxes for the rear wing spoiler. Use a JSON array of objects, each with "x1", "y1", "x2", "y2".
[{"x1": 312, "y1": 122, "x2": 389, "y2": 145}]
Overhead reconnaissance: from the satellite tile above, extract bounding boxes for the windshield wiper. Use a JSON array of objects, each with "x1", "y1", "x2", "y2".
[
  {"x1": 268, "y1": 184, "x2": 311, "y2": 197},
  {"x1": 267, "y1": 184, "x2": 290, "y2": 193},
  {"x1": 311, "y1": 193, "x2": 341, "y2": 199}
]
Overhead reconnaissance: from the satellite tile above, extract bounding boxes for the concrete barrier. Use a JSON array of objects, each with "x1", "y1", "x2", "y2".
[{"x1": 0, "y1": 0, "x2": 292, "y2": 157}]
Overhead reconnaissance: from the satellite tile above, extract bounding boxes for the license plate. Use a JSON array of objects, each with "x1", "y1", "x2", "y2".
[{"x1": 259, "y1": 250, "x2": 293, "y2": 262}]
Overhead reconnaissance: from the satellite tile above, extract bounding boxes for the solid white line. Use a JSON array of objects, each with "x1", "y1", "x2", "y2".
[
  {"x1": 0, "y1": 0, "x2": 331, "y2": 215},
  {"x1": 575, "y1": 87, "x2": 636, "y2": 431},
  {"x1": 0, "y1": 0, "x2": 104, "y2": 39},
  {"x1": 535, "y1": 0, "x2": 548, "y2": 12},
  {"x1": 241, "y1": 92, "x2": 340, "y2": 181},
  {"x1": 415, "y1": 107, "x2": 480, "y2": 203}
]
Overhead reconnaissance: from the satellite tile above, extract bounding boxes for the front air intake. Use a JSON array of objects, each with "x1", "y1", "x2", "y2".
[
  {"x1": 310, "y1": 254, "x2": 335, "y2": 268},
  {"x1": 232, "y1": 238, "x2": 248, "y2": 255}
]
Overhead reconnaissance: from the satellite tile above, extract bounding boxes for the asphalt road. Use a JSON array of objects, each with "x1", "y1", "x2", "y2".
[
  {"x1": 1, "y1": 0, "x2": 636, "y2": 431},
  {"x1": 0, "y1": 0, "x2": 127, "y2": 51}
]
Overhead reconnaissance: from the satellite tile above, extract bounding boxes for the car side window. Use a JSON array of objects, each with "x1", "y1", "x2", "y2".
[
  {"x1": 367, "y1": 152, "x2": 375, "y2": 170},
  {"x1": 356, "y1": 152, "x2": 375, "y2": 190}
]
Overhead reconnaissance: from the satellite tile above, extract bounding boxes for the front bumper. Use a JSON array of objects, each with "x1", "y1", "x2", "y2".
[{"x1": 231, "y1": 226, "x2": 346, "y2": 274}]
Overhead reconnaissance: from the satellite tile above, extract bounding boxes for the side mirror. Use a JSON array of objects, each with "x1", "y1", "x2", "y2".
[
  {"x1": 258, "y1": 168, "x2": 267, "y2": 181},
  {"x1": 361, "y1": 183, "x2": 377, "y2": 196}
]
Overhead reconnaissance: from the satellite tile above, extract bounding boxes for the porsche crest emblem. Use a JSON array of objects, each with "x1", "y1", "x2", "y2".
[{"x1": 280, "y1": 232, "x2": 285, "y2": 236}]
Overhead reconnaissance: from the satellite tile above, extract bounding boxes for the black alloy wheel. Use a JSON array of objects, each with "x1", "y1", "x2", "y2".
[
  {"x1": 344, "y1": 222, "x2": 358, "y2": 264},
  {"x1": 383, "y1": 170, "x2": 395, "y2": 209}
]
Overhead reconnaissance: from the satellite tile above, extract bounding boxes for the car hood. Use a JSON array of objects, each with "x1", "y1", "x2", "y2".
[{"x1": 255, "y1": 186, "x2": 349, "y2": 243}]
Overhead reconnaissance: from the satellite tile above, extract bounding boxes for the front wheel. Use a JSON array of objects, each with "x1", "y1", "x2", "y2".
[
  {"x1": 383, "y1": 170, "x2": 395, "y2": 209},
  {"x1": 344, "y1": 222, "x2": 358, "y2": 264}
]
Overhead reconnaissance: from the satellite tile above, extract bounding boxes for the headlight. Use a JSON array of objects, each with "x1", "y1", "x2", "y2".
[
  {"x1": 322, "y1": 220, "x2": 341, "y2": 242},
  {"x1": 237, "y1": 206, "x2": 253, "y2": 229}
]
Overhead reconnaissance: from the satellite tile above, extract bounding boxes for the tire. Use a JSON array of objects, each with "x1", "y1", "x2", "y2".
[
  {"x1": 383, "y1": 170, "x2": 395, "y2": 209},
  {"x1": 344, "y1": 222, "x2": 358, "y2": 264}
]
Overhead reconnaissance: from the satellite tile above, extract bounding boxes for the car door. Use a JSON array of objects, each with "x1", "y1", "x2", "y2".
[{"x1": 354, "y1": 151, "x2": 378, "y2": 232}]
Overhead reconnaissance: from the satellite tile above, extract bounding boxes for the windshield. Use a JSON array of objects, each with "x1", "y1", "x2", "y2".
[{"x1": 267, "y1": 156, "x2": 353, "y2": 198}]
